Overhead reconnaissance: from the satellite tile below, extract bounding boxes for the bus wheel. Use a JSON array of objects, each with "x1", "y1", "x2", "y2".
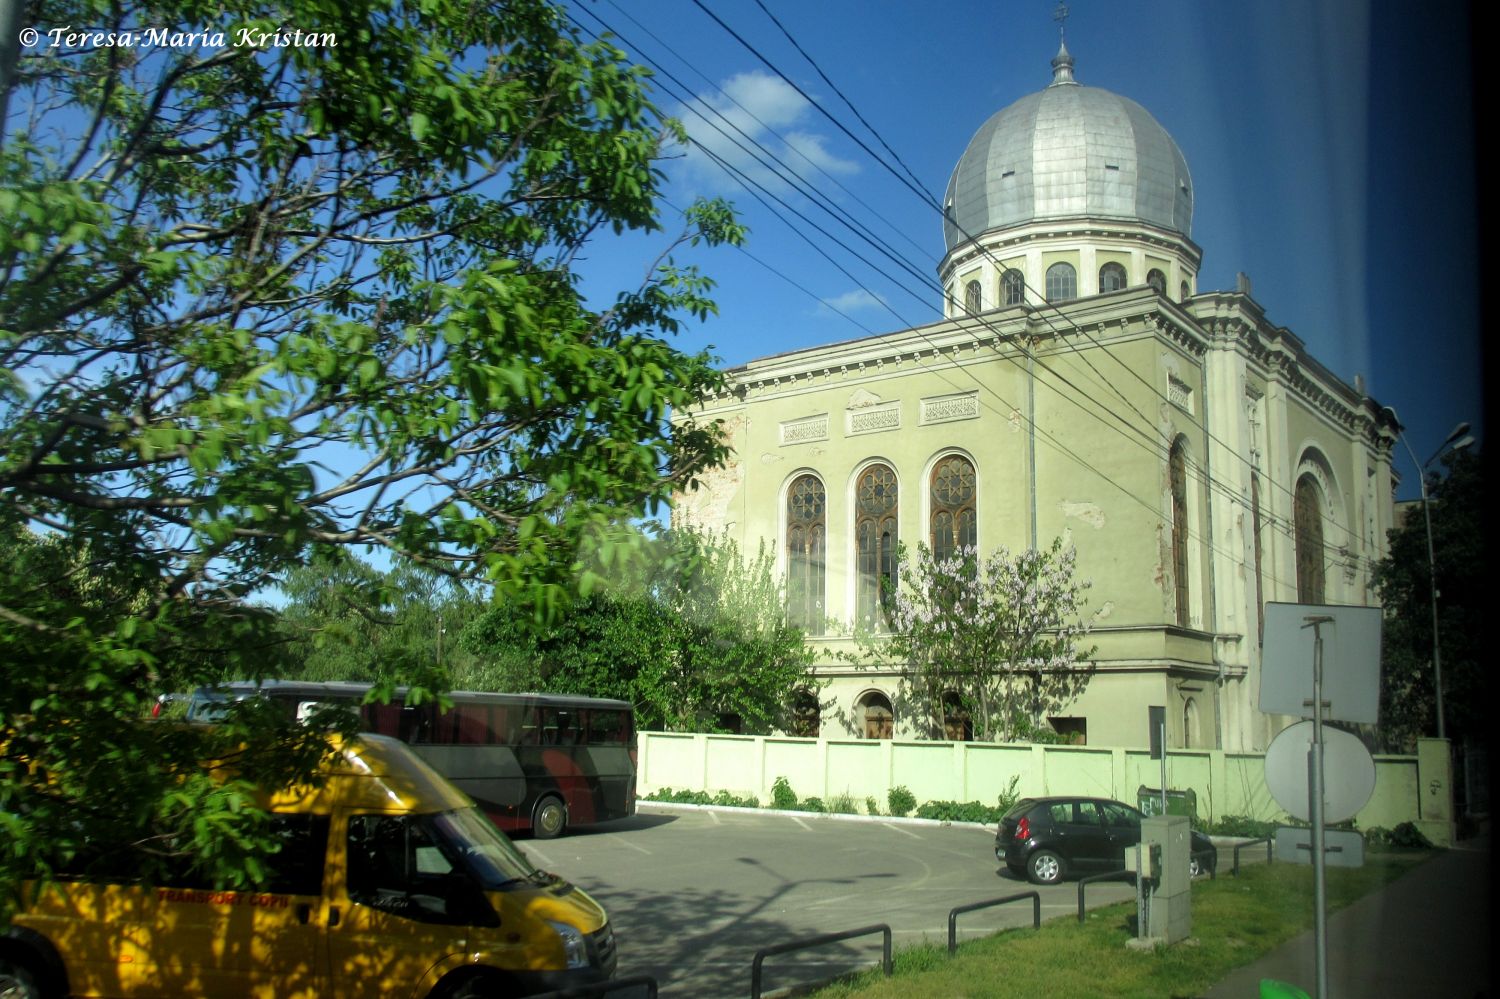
[{"x1": 533, "y1": 796, "x2": 567, "y2": 839}]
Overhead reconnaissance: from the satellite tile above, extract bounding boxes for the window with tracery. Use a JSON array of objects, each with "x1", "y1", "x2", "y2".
[
  {"x1": 786, "y1": 474, "x2": 827, "y2": 634},
  {"x1": 930, "y1": 455, "x2": 977, "y2": 562},
  {"x1": 1002, "y1": 268, "x2": 1025, "y2": 306},
  {"x1": 963, "y1": 280, "x2": 981, "y2": 314},
  {"x1": 1170, "y1": 439, "x2": 1190, "y2": 627},
  {"x1": 1045, "y1": 262, "x2": 1077, "y2": 302},
  {"x1": 1294, "y1": 474, "x2": 1326, "y2": 604},
  {"x1": 856, "y1": 464, "x2": 898, "y2": 630},
  {"x1": 1099, "y1": 261, "x2": 1127, "y2": 293}
]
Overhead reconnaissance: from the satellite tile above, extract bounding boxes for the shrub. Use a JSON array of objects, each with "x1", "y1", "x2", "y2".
[
  {"x1": 1366, "y1": 822, "x2": 1432, "y2": 849},
  {"x1": 799, "y1": 796, "x2": 827, "y2": 813},
  {"x1": 772, "y1": 775, "x2": 798, "y2": 810},
  {"x1": 827, "y1": 791, "x2": 861, "y2": 815},
  {"x1": 996, "y1": 774, "x2": 1022, "y2": 815},
  {"x1": 1201, "y1": 814, "x2": 1279, "y2": 839},
  {"x1": 711, "y1": 789, "x2": 759, "y2": 809},
  {"x1": 887, "y1": 785, "x2": 917, "y2": 817},
  {"x1": 914, "y1": 799, "x2": 1004, "y2": 824},
  {"x1": 866, "y1": 796, "x2": 880, "y2": 816}
]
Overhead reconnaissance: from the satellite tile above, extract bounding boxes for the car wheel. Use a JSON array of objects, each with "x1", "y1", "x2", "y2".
[
  {"x1": 532, "y1": 795, "x2": 567, "y2": 839},
  {"x1": 1026, "y1": 849, "x2": 1064, "y2": 885},
  {"x1": 0, "y1": 957, "x2": 49, "y2": 999}
]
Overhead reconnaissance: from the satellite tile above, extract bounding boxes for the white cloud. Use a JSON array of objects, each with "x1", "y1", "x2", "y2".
[
  {"x1": 818, "y1": 289, "x2": 886, "y2": 315},
  {"x1": 675, "y1": 70, "x2": 858, "y2": 195}
]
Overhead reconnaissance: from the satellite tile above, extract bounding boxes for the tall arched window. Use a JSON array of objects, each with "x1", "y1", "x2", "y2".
[
  {"x1": 856, "y1": 464, "x2": 898, "y2": 630},
  {"x1": 1146, "y1": 268, "x2": 1167, "y2": 295},
  {"x1": 963, "y1": 280, "x2": 981, "y2": 314},
  {"x1": 787, "y1": 474, "x2": 827, "y2": 634},
  {"x1": 930, "y1": 454, "x2": 977, "y2": 562},
  {"x1": 1170, "y1": 439, "x2": 1190, "y2": 627},
  {"x1": 1180, "y1": 280, "x2": 1191, "y2": 302},
  {"x1": 1001, "y1": 268, "x2": 1026, "y2": 306},
  {"x1": 1251, "y1": 473, "x2": 1266, "y2": 642},
  {"x1": 1294, "y1": 474, "x2": 1326, "y2": 604},
  {"x1": 1045, "y1": 262, "x2": 1077, "y2": 302},
  {"x1": 858, "y1": 691, "x2": 894, "y2": 739},
  {"x1": 1183, "y1": 697, "x2": 1200, "y2": 749},
  {"x1": 1099, "y1": 261, "x2": 1127, "y2": 293}
]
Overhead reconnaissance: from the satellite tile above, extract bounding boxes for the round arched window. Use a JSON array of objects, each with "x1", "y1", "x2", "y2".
[
  {"x1": 1099, "y1": 261, "x2": 1127, "y2": 293},
  {"x1": 1046, "y1": 262, "x2": 1077, "y2": 303},
  {"x1": 1146, "y1": 269, "x2": 1167, "y2": 295}
]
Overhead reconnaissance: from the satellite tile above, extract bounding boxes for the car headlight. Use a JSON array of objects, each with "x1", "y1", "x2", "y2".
[{"x1": 547, "y1": 920, "x2": 590, "y2": 969}]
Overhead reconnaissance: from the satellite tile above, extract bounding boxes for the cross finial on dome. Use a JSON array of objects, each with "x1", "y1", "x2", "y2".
[{"x1": 1050, "y1": 2, "x2": 1077, "y2": 85}]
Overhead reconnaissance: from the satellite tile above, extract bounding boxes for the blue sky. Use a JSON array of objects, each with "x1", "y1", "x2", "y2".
[{"x1": 561, "y1": 0, "x2": 1480, "y2": 501}]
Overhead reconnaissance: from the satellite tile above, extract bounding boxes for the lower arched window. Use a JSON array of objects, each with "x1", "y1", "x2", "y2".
[
  {"x1": 942, "y1": 691, "x2": 973, "y2": 742},
  {"x1": 789, "y1": 689, "x2": 820, "y2": 738},
  {"x1": 858, "y1": 692, "x2": 893, "y2": 739},
  {"x1": 1170, "y1": 438, "x2": 1190, "y2": 627}
]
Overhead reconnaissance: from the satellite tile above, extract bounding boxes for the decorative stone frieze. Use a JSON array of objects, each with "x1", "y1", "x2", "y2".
[
  {"x1": 779, "y1": 414, "x2": 829, "y2": 446},
  {"x1": 920, "y1": 392, "x2": 979, "y2": 425}
]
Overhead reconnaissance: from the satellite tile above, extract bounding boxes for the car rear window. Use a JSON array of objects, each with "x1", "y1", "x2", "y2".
[{"x1": 1002, "y1": 798, "x2": 1036, "y2": 821}]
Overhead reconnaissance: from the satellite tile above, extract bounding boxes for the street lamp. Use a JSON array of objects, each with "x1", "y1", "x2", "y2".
[{"x1": 1381, "y1": 408, "x2": 1474, "y2": 741}]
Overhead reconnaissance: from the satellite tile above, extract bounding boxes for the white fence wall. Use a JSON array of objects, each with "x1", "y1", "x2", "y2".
[{"x1": 637, "y1": 731, "x2": 1423, "y2": 829}]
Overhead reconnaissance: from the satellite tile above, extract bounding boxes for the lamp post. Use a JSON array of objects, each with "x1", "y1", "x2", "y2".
[{"x1": 1381, "y1": 409, "x2": 1474, "y2": 741}]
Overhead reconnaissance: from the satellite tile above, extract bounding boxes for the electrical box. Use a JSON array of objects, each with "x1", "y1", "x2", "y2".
[{"x1": 1135, "y1": 815, "x2": 1192, "y2": 944}]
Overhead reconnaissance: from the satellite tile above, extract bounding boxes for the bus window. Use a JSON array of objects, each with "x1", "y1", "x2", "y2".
[
  {"x1": 454, "y1": 704, "x2": 494, "y2": 745},
  {"x1": 588, "y1": 710, "x2": 626, "y2": 746},
  {"x1": 399, "y1": 704, "x2": 439, "y2": 745},
  {"x1": 361, "y1": 702, "x2": 403, "y2": 738},
  {"x1": 519, "y1": 706, "x2": 541, "y2": 746},
  {"x1": 541, "y1": 708, "x2": 579, "y2": 746}
]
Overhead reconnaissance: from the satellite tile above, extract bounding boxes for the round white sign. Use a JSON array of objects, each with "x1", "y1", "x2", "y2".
[{"x1": 1263, "y1": 721, "x2": 1376, "y2": 823}]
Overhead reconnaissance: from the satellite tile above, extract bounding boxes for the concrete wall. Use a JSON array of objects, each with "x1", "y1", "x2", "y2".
[{"x1": 638, "y1": 731, "x2": 1425, "y2": 831}]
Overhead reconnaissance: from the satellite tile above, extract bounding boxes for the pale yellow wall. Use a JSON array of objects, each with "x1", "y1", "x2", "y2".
[{"x1": 637, "y1": 732, "x2": 1426, "y2": 828}]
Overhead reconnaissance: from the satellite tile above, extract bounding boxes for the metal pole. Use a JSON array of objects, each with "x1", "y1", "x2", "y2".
[
  {"x1": 1159, "y1": 719, "x2": 1168, "y2": 816},
  {"x1": 1305, "y1": 616, "x2": 1332, "y2": 999}
]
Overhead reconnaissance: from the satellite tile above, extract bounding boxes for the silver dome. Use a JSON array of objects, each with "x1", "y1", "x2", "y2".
[{"x1": 943, "y1": 44, "x2": 1193, "y2": 251}]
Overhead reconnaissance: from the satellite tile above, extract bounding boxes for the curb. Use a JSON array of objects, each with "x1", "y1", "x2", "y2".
[{"x1": 636, "y1": 799, "x2": 996, "y2": 831}]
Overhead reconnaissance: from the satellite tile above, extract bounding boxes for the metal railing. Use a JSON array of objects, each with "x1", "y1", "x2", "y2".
[
  {"x1": 1075, "y1": 869, "x2": 1130, "y2": 922},
  {"x1": 750, "y1": 923, "x2": 892, "y2": 999},
  {"x1": 1232, "y1": 837, "x2": 1274, "y2": 876},
  {"x1": 946, "y1": 892, "x2": 1040, "y2": 954},
  {"x1": 529, "y1": 975, "x2": 659, "y2": 999}
]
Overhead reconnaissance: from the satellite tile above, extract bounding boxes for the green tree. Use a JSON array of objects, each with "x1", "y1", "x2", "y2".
[
  {"x1": 1372, "y1": 449, "x2": 1484, "y2": 752},
  {"x1": 857, "y1": 539, "x2": 1097, "y2": 742},
  {"x1": 458, "y1": 531, "x2": 816, "y2": 733},
  {"x1": 275, "y1": 555, "x2": 486, "y2": 683},
  {"x1": 1, "y1": 0, "x2": 739, "y2": 897}
]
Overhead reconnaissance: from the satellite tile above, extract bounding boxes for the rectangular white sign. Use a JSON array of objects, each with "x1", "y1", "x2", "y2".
[{"x1": 1259, "y1": 603, "x2": 1381, "y2": 724}]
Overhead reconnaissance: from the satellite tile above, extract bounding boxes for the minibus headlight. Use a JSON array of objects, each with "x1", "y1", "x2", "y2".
[{"x1": 547, "y1": 920, "x2": 590, "y2": 969}]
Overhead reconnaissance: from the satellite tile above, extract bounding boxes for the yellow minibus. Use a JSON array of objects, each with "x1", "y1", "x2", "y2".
[{"x1": 0, "y1": 733, "x2": 616, "y2": 997}]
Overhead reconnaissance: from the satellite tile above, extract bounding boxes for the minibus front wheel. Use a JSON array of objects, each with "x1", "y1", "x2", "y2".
[
  {"x1": 0, "y1": 955, "x2": 49, "y2": 999},
  {"x1": 532, "y1": 795, "x2": 567, "y2": 839}
]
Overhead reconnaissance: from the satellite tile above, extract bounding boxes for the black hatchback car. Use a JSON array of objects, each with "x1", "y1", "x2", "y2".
[{"x1": 995, "y1": 796, "x2": 1217, "y2": 885}]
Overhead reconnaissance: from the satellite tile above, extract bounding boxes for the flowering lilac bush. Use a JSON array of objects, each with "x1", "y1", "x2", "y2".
[{"x1": 862, "y1": 538, "x2": 1097, "y2": 741}]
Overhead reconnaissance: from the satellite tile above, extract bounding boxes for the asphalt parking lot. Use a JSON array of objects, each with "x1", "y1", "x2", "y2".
[{"x1": 517, "y1": 803, "x2": 1141, "y2": 997}]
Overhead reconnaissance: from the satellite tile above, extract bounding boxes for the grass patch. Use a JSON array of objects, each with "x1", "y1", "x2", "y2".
[{"x1": 806, "y1": 847, "x2": 1433, "y2": 999}]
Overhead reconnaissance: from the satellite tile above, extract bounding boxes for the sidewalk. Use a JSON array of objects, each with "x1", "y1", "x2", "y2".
[{"x1": 1203, "y1": 835, "x2": 1491, "y2": 998}]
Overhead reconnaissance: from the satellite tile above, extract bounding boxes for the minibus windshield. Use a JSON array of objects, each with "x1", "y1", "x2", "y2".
[{"x1": 431, "y1": 807, "x2": 543, "y2": 888}]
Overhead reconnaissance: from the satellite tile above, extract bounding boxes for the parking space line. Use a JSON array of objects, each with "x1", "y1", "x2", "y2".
[
  {"x1": 881, "y1": 822, "x2": 923, "y2": 839},
  {"x1": 790, "y1": 816, "x2": 811, "y2": 831},
  {"x1": 617, "y1": 837, "x2": 652, "y2": 855},
  {"x1": 526, "y1": 845, "x2": 556, "y2": 869}
]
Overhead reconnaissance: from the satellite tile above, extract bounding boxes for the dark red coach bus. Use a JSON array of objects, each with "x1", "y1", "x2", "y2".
[{"x1": 187, "y1": 681, "x2": 636, "y2": 838}]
